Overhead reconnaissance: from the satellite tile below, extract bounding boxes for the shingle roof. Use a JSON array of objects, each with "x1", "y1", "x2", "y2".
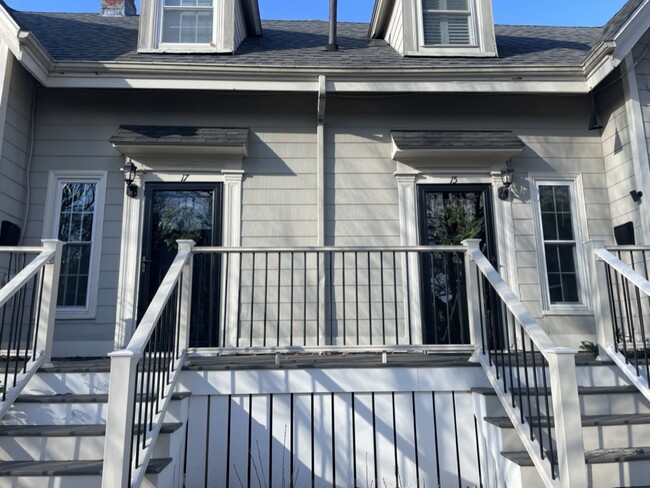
[
  {"x1": 9, "y1": 11, "x2": 602, "y2": 68},
  {"x1": 596, "y1": 0, "x2": 645, "y2": 44},
  {"x1": 110, "y1": 126, "x2": 249, "y2": 147},
  {"x1": 391, "y1": 130, "x2": 525, "y2": 150}
]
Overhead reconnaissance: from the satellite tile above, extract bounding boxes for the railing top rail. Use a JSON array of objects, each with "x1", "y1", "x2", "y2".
[
  {"x1": 596, "y1": 248, "x2": 650, "y2": 298},
  {"x1": 0, "y1": 247, "x2": 56, "y2": 309},
  {"x1": 466, "y1": 245, "x2": 564, "y2": 357},
  {"x1": 193, "y1": 245, "x2": 467, "y2": 253},
  {"x1": 126, "y1": 243, "x2": 193, "y2": 355},
  {"x1": 605, "y1": 245, "x2": 650, "y2": 252},
  {"x1": 0, "y1": 246, "x2": 46, "y2": 254}
]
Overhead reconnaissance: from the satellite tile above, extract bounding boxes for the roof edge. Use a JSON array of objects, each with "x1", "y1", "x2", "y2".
[{"x1": 368, "y1": 0, "x2": 395, "y2": 39}]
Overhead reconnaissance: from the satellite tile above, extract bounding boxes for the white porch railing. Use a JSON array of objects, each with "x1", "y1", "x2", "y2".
[
  {"x1": 588, "y1": 241, "x2": 650, "y2": 403},
  {"x1": 102, "y1": 240, "x2": 194, "y2": 488},
  {"x1": 463, "y1": 239, "x2": 586, "y2": 488},
  {"x1": 0, "y1": 240, "x2": 62, "y2": 419}
]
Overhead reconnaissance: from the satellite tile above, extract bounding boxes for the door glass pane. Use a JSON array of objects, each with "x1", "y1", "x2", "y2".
[
  {"x1": 421, "y1": 189, "x2": 488, "y2": 344},
  {"x1": 141, "y1": 187, "x2": 220, "y2": 347}
]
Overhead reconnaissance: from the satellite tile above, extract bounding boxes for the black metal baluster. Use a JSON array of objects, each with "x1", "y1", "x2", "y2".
[
  {"x1": 250, "y1": 252, "x2": 256, "y2": 348},
  {"x1": 277, "y1": 252, "x2": 282, "y2": 347},
  {"x1": 392, "y1": 251, "x2": 398, "y2": 345},
  {"x1": 342, "y1": 252, "x2": 346, "y2": 346},
  {"x1": 380, "y1": 252, "x2": 386, "y2": 345}
]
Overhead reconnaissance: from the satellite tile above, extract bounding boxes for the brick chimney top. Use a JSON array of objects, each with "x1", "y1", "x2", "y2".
[{"x1": 101, "y1": 0, "x2": 136, "y2": 16}]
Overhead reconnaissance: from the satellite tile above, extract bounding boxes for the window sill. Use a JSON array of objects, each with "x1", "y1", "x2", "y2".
[
  {"x1": 55, "y1": 309, "x2": 96, "y2": 321},
  {"x1": 139, "y1": 45, "x2": 233, "y2": 54},
  {"x1": 541, "y1": 308, "x2": 593, "y2": 317}
]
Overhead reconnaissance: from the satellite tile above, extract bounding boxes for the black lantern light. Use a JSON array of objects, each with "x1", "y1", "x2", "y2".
[
  {"x1": 498, "y1": 166, "x2": 515, "y2": 200},
  {"x1": 121, "y1": 160, "x2": 138, "y2": 198}
]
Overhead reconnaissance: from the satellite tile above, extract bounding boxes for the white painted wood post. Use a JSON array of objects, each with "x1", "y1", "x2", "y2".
[
  {"x1": 546, "y1": 348, "x2": 586, "y2": 488},
  {"x1": 463, "y1": 239, "x2": 483, "y2": 351},
  {"x1": 102, "y1": 350, "x2": 141, "y2": 488},
  {"x1": 36, "y1": 239, "x2": 62, "y2": 364},
  {"x1": 584, "y1": 239, "x2": 613, "y2": 359},
  {"x1": 176, "y1": 240, "x2": 195, "y2": 351}
]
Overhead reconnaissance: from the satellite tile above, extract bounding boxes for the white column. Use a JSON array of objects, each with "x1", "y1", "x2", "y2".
[
  {"x1": 547, "y1": 348, "x2": 587, "y2": 488},
  {"x1": 395, "y1": 172, "x2": 422, "y2": 344},
  {"x1": 114, "y1": 168, "x2": 144, "y2": 349},
  {"x1": 584, "y1": 239, "x2": 614, "y2": 358},
  {"x1": 462, "y1": 239, "x2": 483, "y2": 350},
  {"x1": 176, "y1": 240, "x2": 195, "y2": 350},
  {"x1": 621, "y1": 54, "x2": 650, "y2": 244},
  {"x1": 36, "y1": 239, "x2": 62, "y2": 364},
  {"x1": 102, "y1": 350, "x2": 141, "y2": 488},
  {"x1": 222, "y1": 170, "x2": 243, "y2": 347}
]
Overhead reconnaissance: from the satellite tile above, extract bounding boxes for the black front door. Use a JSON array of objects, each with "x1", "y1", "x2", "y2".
[
  {"x1": 418, "y1": 185, "x2": 497, "y2": 345},
  {"x1": 139, "y1": 183, "x2": 222, "y2": 347}
]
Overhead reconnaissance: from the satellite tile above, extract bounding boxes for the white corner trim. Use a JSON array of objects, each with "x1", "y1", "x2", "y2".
[{"x1": 621, "y1": 54, "x2": 650, "y2": 245}]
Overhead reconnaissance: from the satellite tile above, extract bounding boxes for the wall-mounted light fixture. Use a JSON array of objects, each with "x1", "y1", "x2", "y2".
[
  {"x1": 630, "y1": 190, "x2": 643, "y2": 203},
  {"x1": 498, "y1": 166, "x2": 515, "y2": 200},
  {"x1": 121, "y1": 160, "x2": 138, "y2": 198}
]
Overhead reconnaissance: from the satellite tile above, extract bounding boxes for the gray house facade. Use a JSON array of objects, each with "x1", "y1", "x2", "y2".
[{"x1": 0, "y1": 0, "x2": 648, "y2": 486}]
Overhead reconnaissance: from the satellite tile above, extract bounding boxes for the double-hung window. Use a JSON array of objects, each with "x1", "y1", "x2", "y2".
[
  {"x1": 46, "y1": 173, "x2": 106, "y2": 319},
  {"x1": 421, "y1": 0, "x2": 473, "y2": 46},
  {"x1": 534, "y1": 180, "x2": 586, "y2": 309},
  {"x1": 162, "y1": 0, "x2": 214, "y2": 45}
]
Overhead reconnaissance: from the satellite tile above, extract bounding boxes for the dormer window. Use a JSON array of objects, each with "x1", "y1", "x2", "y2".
[
  {"x1": 137, "y1": 0, "x2": 262, "y2": 54},
  {"x1": 162, "y1": 0, "x2": 214, "y2": 44},
  {"x1": 369, "y1": 0, "x2": 497, "y2": 58},
  {"x1": 422, "y1": 0, "x2": 473, "y2": 46}
]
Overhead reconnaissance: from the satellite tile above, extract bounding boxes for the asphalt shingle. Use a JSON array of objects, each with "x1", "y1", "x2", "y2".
[{"x1": 110, "y1": 126, "x2": 249, "y2": 147}]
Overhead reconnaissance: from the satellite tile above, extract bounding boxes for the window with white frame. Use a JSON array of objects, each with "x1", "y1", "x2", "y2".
[
  {"x1": 46, "y1": 174, "x2": 106, "y2": 318},
  {"x1": 161, "y1": 0, "x2": 214, "y2": 44},
  {"x1": 534, "y1": 181, "x2": 585, "y2": 308},
  {"x1": 421, "y1": 0, "x2": 473, "y2": 46},
  {"x1": 412, "y1": 0, "x2": 497, "y2": 57}
]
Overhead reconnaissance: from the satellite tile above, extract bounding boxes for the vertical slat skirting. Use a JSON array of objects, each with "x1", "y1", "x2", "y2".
[{"x1": 194, "y1": 390, "x2": 483, "y2": 487}]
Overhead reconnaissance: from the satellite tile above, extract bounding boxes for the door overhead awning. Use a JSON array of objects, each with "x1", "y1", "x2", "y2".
[
  {"x1": 390, "y1": 130, "x2": 525, "y2": 165},
  {"x1": 110, "y1": 125, "x2": 249, "y2": 158}
]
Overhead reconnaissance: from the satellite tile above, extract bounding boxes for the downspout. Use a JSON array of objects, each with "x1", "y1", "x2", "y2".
[
  {"x1": 317, "y1": 75, "x2": 326, "y2": 246},
  {"x1": 317, "y1": 75, "x2": 327, "y2": 342}
]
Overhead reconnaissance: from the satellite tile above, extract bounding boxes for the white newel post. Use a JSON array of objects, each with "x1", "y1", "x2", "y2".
[
  {"x1": 36, "y1": 239, "x2": 63, "y2": 364},
  {"x1": 462, "y1": 239, "x2": 483, "y2": 351},
  {"x1": 176, "y1": 240, "x2": 195, "y2": 350},
  {"x1": 584, "y1": 239, "x2": 613, "y2": 359},
  {"x1": 102, "y1": 350, "x2": 141, "y2": 488},
  {"x1": 546, "y1": 348, "x2": 587, "y2": 488}
]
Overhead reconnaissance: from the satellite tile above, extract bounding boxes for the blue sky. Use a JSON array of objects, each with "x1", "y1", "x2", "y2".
[{"x1": 7, "y1": 0, "x2": 628, "y2": 27}]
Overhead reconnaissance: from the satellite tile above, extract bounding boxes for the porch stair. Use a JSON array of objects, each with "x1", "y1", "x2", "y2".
[
  {"x1": 0, "y1": 360, "x2": 189, "y2": 488},
  {"x1": 474, "y1": 356, "x2": 650, "y2": 487}
]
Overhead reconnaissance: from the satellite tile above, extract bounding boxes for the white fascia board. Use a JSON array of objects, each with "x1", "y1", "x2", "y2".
[
  {"x1": 44, "y1": 63, "x2": 589, "y2": 93},
  {"x1": 585, "y1": 0, "x2": 650, "y2": 90},
  {"x1": 0, "y1": 8, "x2": 52, "y2": 85},
  {"x1": 368, "y1": 0, "x2": 395, "y2": 38}
]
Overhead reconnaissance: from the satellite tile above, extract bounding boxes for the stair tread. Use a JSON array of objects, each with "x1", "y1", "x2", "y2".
[
  {"x1": 40, "y1": 359, "x2": 111, "y2": 373},
  {"x1": 15, "y1": 391, "x2": 191, "y2": 403},
  {"x1": 502, "y1": 447, "x2": 650, "y2": 466},
  {"x1": 0, "y1": 458, "x2": 171, "y2": 476},
  {"x1": 472, "y1": 385, "x2": 641, "y2": 396},
  {"x1": 0, "y1": 422, "x2": 183, "y2": 437},
  {"x1": 484, "y1": 413, "x2": 650, "y2": 428}
]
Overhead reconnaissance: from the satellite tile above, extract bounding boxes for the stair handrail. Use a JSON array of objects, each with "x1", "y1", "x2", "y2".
[
  {"x1": 103, "y1": 240, "x2": 195, "y2": 488},
  {"x1": 587, "y1": 240, "x2": 650, "y2": 403},
  {"x1": 463, "y1": 239, "x2": 586, "y2": 488},
  {"x1": 0, "y1": 240, "x2": 62, "y2": 419}
]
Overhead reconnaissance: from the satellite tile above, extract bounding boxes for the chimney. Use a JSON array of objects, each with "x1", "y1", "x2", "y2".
[{"x1": 101, "y1": 0, "x2": 136, "y2": 16}]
